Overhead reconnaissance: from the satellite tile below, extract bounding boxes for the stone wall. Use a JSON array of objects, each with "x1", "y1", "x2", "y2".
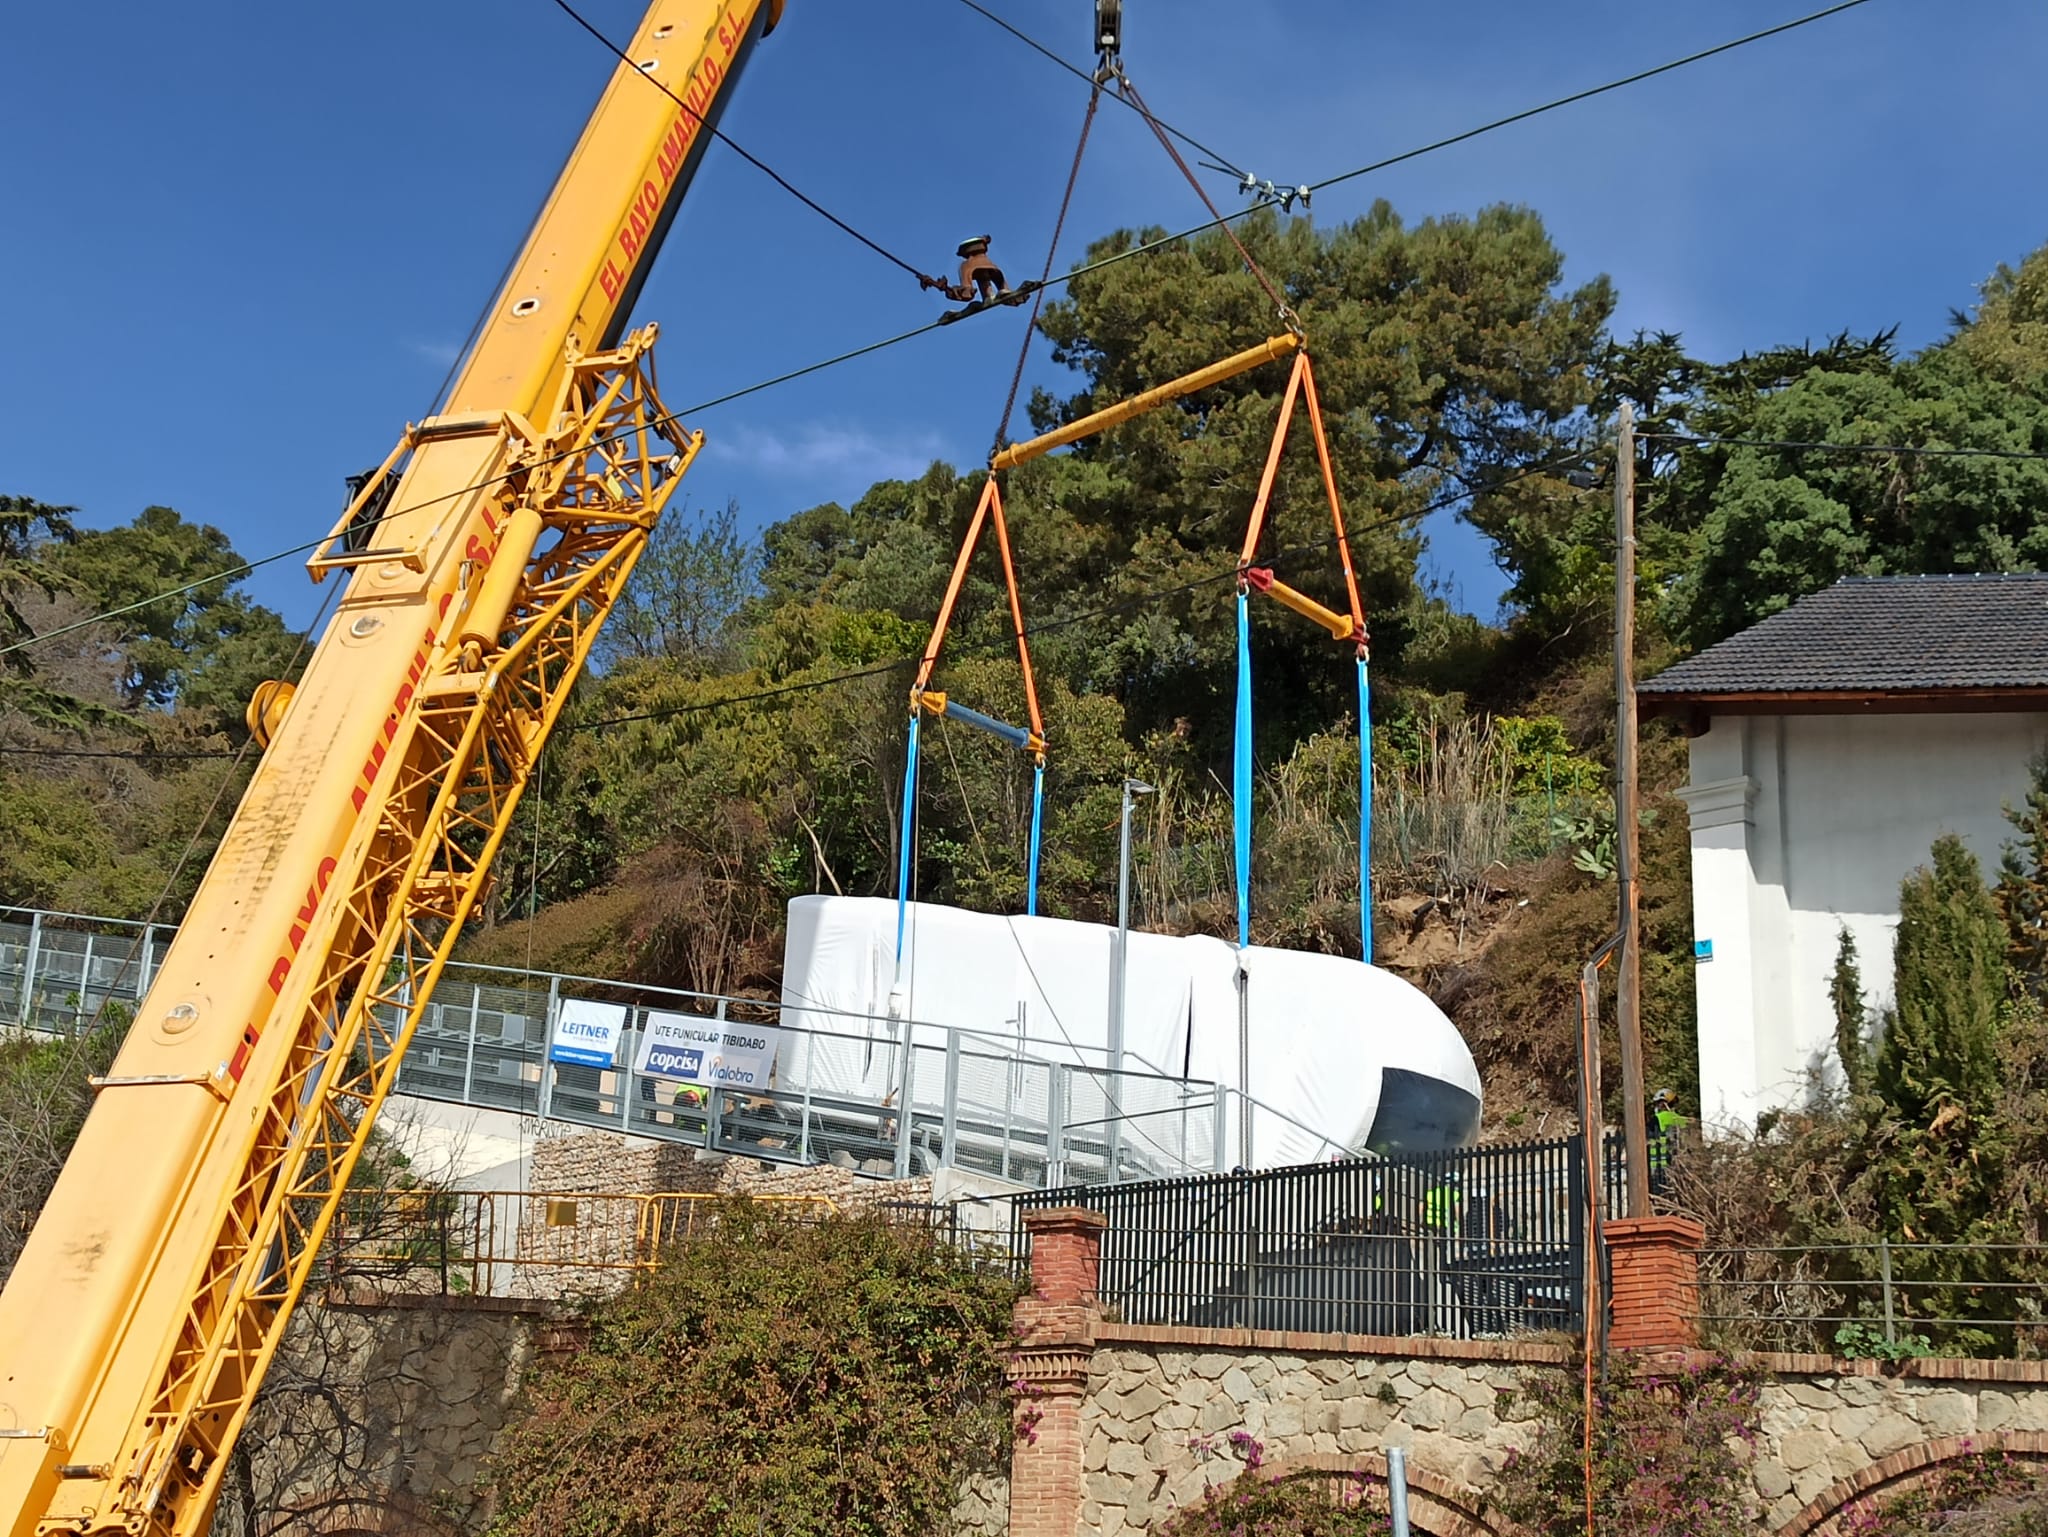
[
  {"x1": 528, "y1": 1127, "x2": 934, "y2": 1208},
  {"x1": 1064, "y1": 1328, "x2": 2048, "y2": 1536},
  {"x1": 1755, "y1": 1359, "x2": 2048, "y2": 1532},
  {"x1": 231, "y1": 1292, "x2": 555, "y2": 1537},
  {"x1": 1077, "y1": 1328, "x2": 1554, "y2": 1535}
]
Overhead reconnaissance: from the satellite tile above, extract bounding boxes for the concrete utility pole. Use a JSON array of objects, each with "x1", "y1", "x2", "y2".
[{"x1": 1614, "y1": 402, "x2": 1652, "y2": 1219}]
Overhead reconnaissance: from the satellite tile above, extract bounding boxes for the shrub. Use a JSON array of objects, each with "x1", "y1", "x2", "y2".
[
  {"x1": 1157, "y1": 1433, "x2": 1390, "y2": 1536},
  {"x1": 484, "y1": 1202, "x2": 1022, "y2": 1537},
  {"x1": 1491, "y1": 1351, "x2": 1765, "y2": 1537}
]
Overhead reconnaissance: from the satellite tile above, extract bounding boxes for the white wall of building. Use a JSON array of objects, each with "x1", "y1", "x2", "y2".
[{"x1": 1680, "y1": 710, "x2": 2048, "y2": 1129}]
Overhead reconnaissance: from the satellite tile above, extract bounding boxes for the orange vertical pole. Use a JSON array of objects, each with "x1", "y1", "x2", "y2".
[
  {"x1": 1237, "y1": 351, "x2": 1308, "y2": 567},
  {"x1": 986, "y1": 481, "x2": 1046, "y2": 741},
  {"x1": 1299, "y1": 357, "x2": 1366, "y2": 637},
  {"x1": 912, "y1": 475, "x2": 999, "y2": 694}
]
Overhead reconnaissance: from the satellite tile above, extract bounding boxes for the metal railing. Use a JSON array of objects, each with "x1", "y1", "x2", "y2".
[
  {"x1": 1009, "y1": 1135, "x2": 1602, "y2": 1341},
  {"x1": 0, "y1": 905, "x2": 1342, "y2": 1193},
  {"x1": 321, "y1": 1187, "x2": 838, "y2": 1299},
  {"x1": 1694, "y1": 1243, "x2": 2048, "y2": 1357}
]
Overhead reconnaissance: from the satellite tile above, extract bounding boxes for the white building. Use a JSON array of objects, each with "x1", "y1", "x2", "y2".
[{"x1": 1639, "y1": 575, "x2": 2048, "y2": 1130}]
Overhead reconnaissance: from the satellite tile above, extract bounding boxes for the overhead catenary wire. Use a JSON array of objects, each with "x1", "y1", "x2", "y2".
[
  {"x1": 944, "y1": 0, "x2": 1250, "y2": 180},
  {"x1": 1309, "y1": 0, "x2": 1881, "y2": 197},
  {"x1": 548, "y1": 0, "x2": 942, "y2": 285},
  {"x1": 1639, "y1": 432, "x2": 2048, "y2": 462},
  {"x1": 5, "y1": 0, "x2": 1882, "y2": 666},
  {"x1": 992, "y1": 82, "x2": 1102, "y2": 455}
]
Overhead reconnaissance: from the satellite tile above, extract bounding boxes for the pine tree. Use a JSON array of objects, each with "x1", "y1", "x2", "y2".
[
  {"x1": 1877, "y1": 834, "x2": 2007, "y2": 1123},
  {"x1": 1996, "y1": 752, "x2": 2048, "y2": 995},
  {"x1": 1830, "y1": 925, "x2": 1869, "y2": 1097}
]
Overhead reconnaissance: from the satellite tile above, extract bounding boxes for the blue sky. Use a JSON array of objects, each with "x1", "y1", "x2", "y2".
[{"x1": 5, "y1": 0, "x2": 2045, "y2": 627}]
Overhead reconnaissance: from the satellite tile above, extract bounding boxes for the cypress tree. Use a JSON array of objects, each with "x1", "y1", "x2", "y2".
[
  {"x1": 1877, "y1": 834, "x2": 2006, "y2": 1123},
  {"x1": 1830, "y1": 924, "x2": 1869, "y2": 1097},
  {"x1": 1996, "y1": 752, "x2": 2048, "y2": 995}
]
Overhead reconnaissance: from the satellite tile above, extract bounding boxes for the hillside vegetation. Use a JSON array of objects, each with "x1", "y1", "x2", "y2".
[{"x1": 6, "y1": 217, "x2": 2048, "y2": 1129}]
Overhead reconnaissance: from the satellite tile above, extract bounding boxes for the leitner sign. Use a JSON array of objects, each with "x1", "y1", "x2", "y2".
[
  {"x1": 633, "y1": 1009, "x2": 784, "y2": 1091},
  {"x1": 549, "y1": 998, "x2": 627, "y2": 1068}
]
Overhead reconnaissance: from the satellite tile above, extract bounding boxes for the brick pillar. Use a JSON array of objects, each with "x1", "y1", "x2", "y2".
[
  {"x1": 1604, "y1": 1214, "x2": 1705, "y2": 1350},
  {"x1": 1009, "y1": 1207, "x2": 1106, "y2": 1537}
]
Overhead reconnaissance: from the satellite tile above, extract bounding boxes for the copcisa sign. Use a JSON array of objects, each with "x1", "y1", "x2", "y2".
[{"x1": 634, "y1": 1009, "x2": 784, "y2": 1092}]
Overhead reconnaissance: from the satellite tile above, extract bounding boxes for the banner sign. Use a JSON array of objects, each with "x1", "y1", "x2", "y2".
[
  {"x1": 633, "y1": 1009, "x2": 784, "y2": 1091},
  {"x1": 549, "y1": 998, "x2": 627, "y2": 1068}
]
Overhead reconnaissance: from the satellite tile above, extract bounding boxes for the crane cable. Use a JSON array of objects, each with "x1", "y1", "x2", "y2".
[
  {"x1": 991, "y1": 83, "x2": 1102, "y2": 456},
  {"x1": 5, "y1": 0, "x2": 1890, "y2": 669},
  {"x1": 1116, "y1": 70, "x2": 1298, "y2": 331},
  {"x1": 946, "y1": 0, "x2": 1250, "y2": 181},
  {"x1": 548, "y1": 0, "x2": 945, "y2": 288}
]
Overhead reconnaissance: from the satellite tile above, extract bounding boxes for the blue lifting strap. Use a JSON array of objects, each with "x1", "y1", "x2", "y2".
[
  {"x1": 941, "y1": 698, "x2": 1034, "y2": 752},
  {"x1": 1357, "y1": 655, "x2": 1374, "y2": 962},
  {"x1": 894, "y1": 712, "x2": 921, "y2": 967},
  {"x1": 1026, "y1": 759, "x2": 1046, "y2": 916},
  {"x1": 1233, "y1": 589, "x2": 1252, "y2": 950}
]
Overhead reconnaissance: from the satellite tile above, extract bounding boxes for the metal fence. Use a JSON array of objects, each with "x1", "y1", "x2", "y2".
[
  {"x1": 1694, "y1": 1243, "x2": 2048, "y2": 1357},
  {"x1": 1010, "y1": 1135, "x2": 1614, "y2": 1340},
  {"x1": 320, "y1": 1187, "x2": 839, "y2": 1300},
  {"x1": 0, "y1": 905, "x2": 1339, "y2": 1194}
]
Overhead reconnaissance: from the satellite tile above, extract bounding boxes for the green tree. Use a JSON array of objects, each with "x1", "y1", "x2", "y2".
[
  {"x1": 1878, "y1": 834, "x2": 2007, "y2": 1122},
  {"x1": 43, "y1": 505, "x2": 300, "y2": 724},
  {"x1": 0, "y1": 496, "x2": 77, "y2": 667},
  {"x1": 597, "y1": 497, "x2": 758, "y2": 673},
  {"x1": 1831, "y1": 924, "x2": 1870, "y2": 1097},
  {"x1": 1996, "y1": 752, "x2": 2048, "y2": 993},
  {"x1": 1022, "y1": 201, "x2": 1611, "y2": 743}
]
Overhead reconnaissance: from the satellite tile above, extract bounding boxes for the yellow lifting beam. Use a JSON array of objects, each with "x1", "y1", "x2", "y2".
[
  {"x1": 1246, "y1": 569, "x2": 1359, "y2": 641},
  {"x1": 989, "y1": 332, "x2": 1300, "y2": 470}
]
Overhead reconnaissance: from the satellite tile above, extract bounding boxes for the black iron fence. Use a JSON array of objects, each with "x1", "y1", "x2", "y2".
[{"x1": 1013, "y1": 1134, "x2": 1625, "y2": 1340}]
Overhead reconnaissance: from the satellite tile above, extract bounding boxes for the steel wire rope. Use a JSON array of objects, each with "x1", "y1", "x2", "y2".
[
  {"x1": 1117, "y1": 72, "x2": 1295, "y2": 326},
  {"x1": 7, "y1": 0, "x2": 1883, "y2": 667},
  {"x1": 1308, "y1": 0, "x2": 1880, "y2": 197},
  {"x1": 1639, "y1": 432, "x2": 2048, "y2": 462},
  {"x1": 548, "y1": 0, "x2": 942, "y2": 285},
  {"x1": 25, "y1": 579, "x2": 342, "y2": 1044},
  {"x1": 943, "y1": 0, "x2": 1250, "y2": 180},
  {"x1": 991, "y1": 82, "x2": 1102, "y2": 455}
]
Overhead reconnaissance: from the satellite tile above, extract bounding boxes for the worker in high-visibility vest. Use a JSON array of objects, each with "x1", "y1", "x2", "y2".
[
  {"x1": 1646, "y1": 1087, "x2": 1687, "y2": 1195},
  {"x1": 1425, "y1": 1170, "x2": 1464, "y2": 1235}
]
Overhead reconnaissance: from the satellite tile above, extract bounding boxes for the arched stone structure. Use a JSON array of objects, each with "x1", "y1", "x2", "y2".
[
  {"x1": 1239, "y1": 1453, "x2": 1524, "y2": 1537},
  {"x1": 1778, "y1": 1431, "x2": 2048, "y2": 1537}
]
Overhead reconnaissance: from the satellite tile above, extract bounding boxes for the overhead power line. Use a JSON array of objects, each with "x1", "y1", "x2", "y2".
[
  {"x1": 549, "y1": 0, "x2": 939, "y2": 284},
  {"x1": 945, "y1": 0, "x2": 1250, "y2": 180},
  {"x1": 1640, "y1": 432, "x2": 2048, "y2": 462},
  {"x1": 7, "y1": 0, "x2": 1878, "y2": 663},
  {"x1": 0, "y1": 745, "x2": 239, "y2": 761},
  {"x1": 1309, "y1": 0, "x2": 1881, "y2": 196}
]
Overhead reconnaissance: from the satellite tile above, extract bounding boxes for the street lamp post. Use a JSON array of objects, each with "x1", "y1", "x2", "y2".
[{"x1": 1108, "y1": 777, "x2": 1154, "y2": 1179}]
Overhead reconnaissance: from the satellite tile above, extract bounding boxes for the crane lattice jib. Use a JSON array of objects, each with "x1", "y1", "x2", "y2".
[{"x1": 0, "y1": 6, "x2": 778, "y2": 1537}]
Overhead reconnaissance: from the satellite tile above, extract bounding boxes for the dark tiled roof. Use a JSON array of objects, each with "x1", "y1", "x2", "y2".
[{"x1": 1639, "y1": 575, "x2": 2048, "y2": 697}]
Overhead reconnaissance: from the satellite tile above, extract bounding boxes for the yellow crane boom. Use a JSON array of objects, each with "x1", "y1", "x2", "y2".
[{"x1": 0, "y1": 6, "x2": 782, "y2": 1534}]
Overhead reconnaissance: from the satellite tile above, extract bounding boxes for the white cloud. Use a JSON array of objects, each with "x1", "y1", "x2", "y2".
[
  {"x1": 405, "y1": 339, "x2": 463, "y2": 367},
  {"x1": 706, "y1": 420, "x2": 954, "y2": 486}
]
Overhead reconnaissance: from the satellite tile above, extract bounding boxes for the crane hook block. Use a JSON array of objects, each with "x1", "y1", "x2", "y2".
[{"x1": 1095, "y1": 0, "x2": 1123, "y2": 65}]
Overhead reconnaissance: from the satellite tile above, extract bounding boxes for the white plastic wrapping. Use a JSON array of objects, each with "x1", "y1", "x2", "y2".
[{"x1": 776, "y1": 896, "x2": 1481, "y2": 1168}]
